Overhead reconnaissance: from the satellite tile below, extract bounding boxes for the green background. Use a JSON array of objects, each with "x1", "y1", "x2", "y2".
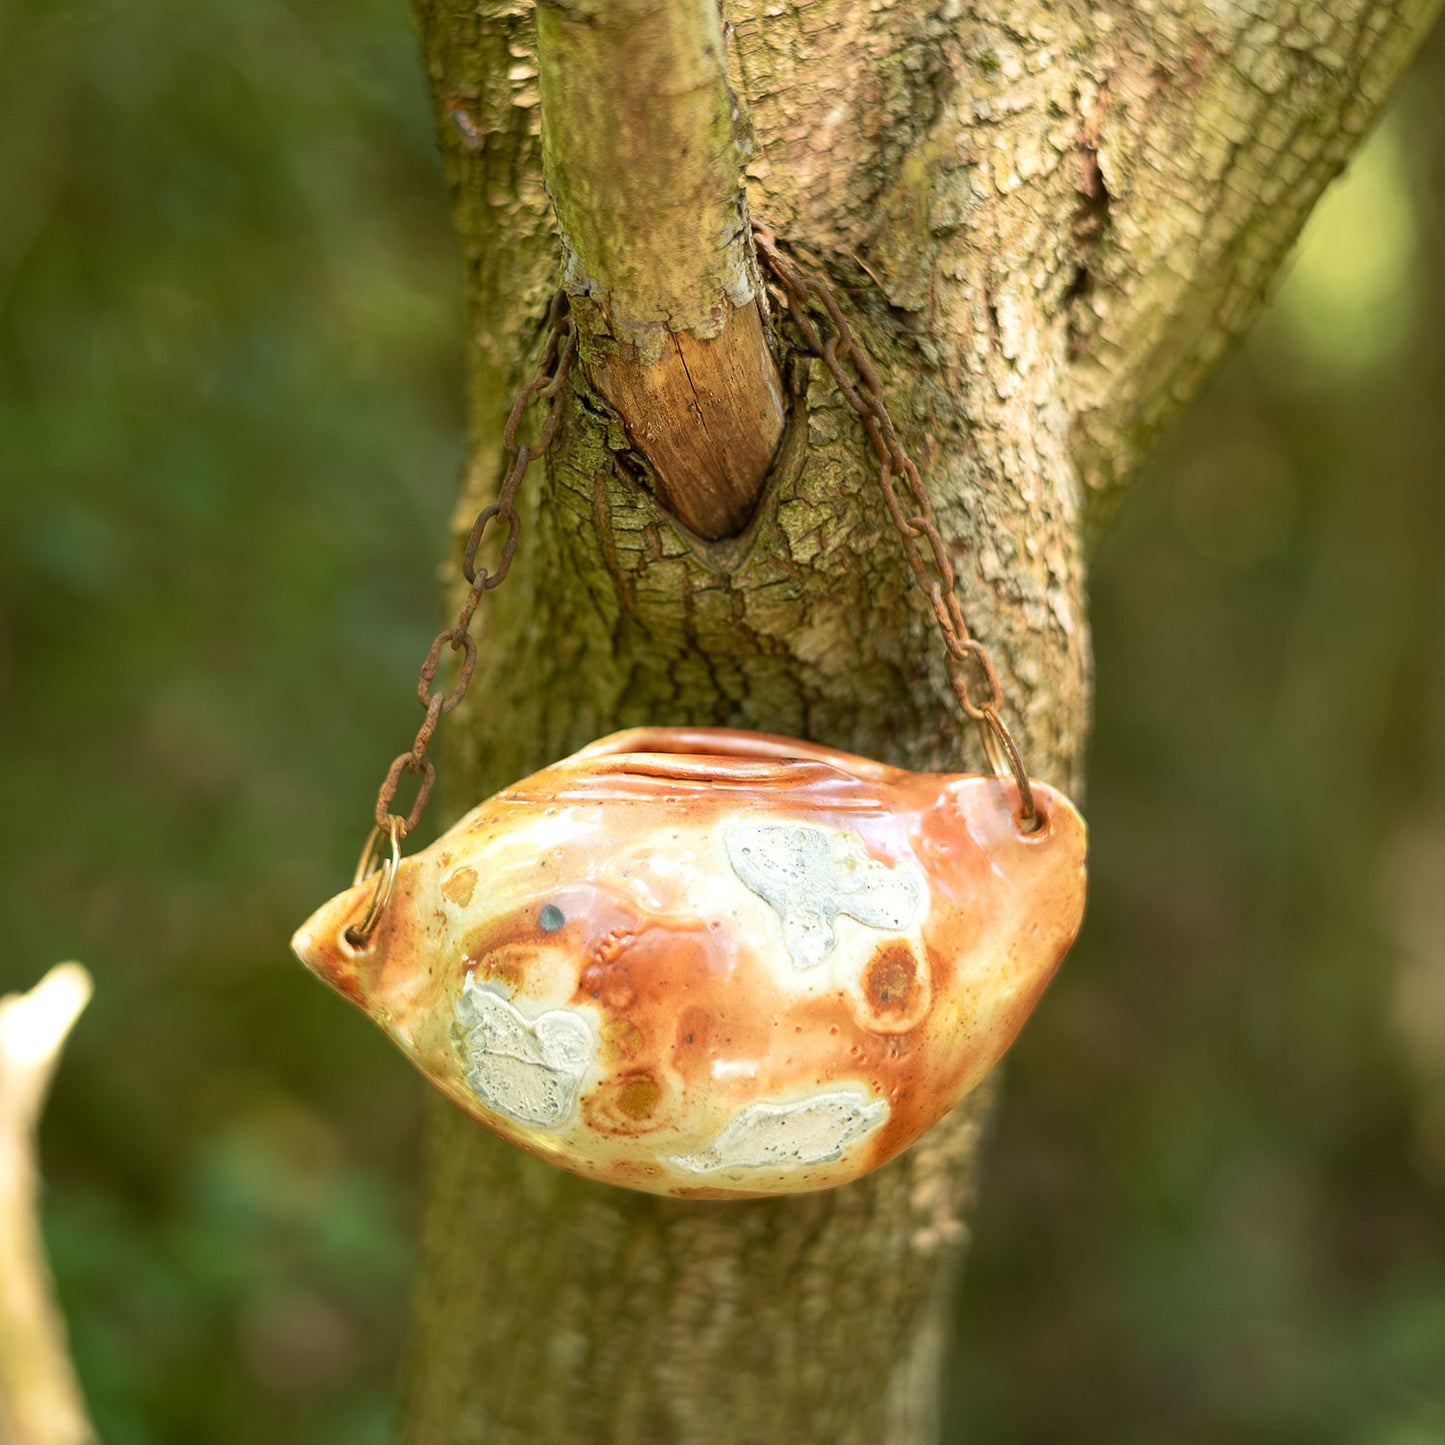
[{"x1": 1, "y1": 4, "x2": 1442, "y2": 1441}]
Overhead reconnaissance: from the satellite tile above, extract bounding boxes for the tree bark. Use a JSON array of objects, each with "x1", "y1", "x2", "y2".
[{"x1": 401, "y1": 2, "x2": 1442, "y2": 1441}]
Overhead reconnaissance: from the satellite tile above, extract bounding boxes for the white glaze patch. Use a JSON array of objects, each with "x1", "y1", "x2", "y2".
[
  {"x1": 451, "y1": 976, "x2": 593, "y2": 1129},
  {"x1": 723, "y1": 822, "x2": 924, "y2": 969},
  {"x1": 671, "y1": 1089, "x2": 887, "y2": 1174}
]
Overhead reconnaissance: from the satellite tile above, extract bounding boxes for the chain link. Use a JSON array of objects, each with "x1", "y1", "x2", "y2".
[
  {"x1": 350, "y1": 292, "x2": 575, "y2": 943},
  {"x1": 753, "y1": 220, "x2": 1039, "y2": 829}
]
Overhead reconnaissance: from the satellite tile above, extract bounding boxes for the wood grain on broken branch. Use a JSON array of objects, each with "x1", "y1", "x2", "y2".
[{"x1": 535, "y1": 0, "x2": 783, "y2": 537}]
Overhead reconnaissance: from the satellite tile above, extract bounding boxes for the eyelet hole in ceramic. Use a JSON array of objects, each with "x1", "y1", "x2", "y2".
[
  {"x1": 1016, "y1": 803, "x2": 1049, "y2": 837},
  {"x1": 293, "y1": 727, "x2": 1086, "y2": 1196}
]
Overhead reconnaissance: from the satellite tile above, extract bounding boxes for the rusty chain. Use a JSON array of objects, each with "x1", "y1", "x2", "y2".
[
  {"x1": 753, "y1": 220, "x2": 1039, "y2": 830},
  {"x1": 346, "y1": 291, "x2": 575, "y2": 945},
  {"x1": 348, "y1": 231, "x2": 1040, "y2": 943}
]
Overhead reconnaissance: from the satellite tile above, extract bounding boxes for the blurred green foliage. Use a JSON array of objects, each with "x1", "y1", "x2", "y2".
[
  {"x1": 0, "y1": 3, "x2": 1441, "y2": 1442},
  {"x1": 0, "y1": 1, "x2": 457, "y2": 1438}
]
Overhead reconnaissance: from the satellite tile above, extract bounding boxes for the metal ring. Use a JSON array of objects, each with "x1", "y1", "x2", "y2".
[
  {"x1": 977, "y1": 708, "x2": 1041, "y2": 834},
  {"x1": 345, "y1": 814, "x2": 404, "y2": 948}
]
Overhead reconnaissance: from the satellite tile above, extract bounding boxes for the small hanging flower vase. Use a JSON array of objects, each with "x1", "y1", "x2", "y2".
[{"x1": 293, "y1": 727, "x2": 1085, "y2": 1197}]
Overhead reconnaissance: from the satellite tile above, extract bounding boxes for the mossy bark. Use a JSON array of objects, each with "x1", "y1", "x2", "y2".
[{"x1": 401, "y1": 1, "x2": 1441, "y2": 1440}]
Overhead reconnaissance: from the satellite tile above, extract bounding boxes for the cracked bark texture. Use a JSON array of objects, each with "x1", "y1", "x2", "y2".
[{"x1": 402, "y1": 1, "x2": 1441, "y2": 1441}]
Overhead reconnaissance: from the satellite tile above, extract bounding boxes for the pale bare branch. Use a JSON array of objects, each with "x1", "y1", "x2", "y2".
[{"x1": 0, "y1": 964, "x2": 97, "y2": 1445}]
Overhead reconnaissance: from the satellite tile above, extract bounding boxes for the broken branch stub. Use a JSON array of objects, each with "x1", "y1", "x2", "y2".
[{"x1": 535, "y1": 0, "x2": 783, "y2": 538}]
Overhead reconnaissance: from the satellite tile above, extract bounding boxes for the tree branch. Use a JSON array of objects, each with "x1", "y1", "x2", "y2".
[
  {"x1": 1061, "y1": 0, "x2": 1445, "y2": 510},
  {"x1": 0, "y1": 964, "x2": 96, "y2": 1445},
  {"x1": 535, "y1": 0, "x2": 783, "y2": 537}
]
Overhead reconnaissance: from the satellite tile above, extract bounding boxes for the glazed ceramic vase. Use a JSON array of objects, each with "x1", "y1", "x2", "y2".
[{"x1": 292, "y1": 727, "x2": 1086, "y2": 1197}]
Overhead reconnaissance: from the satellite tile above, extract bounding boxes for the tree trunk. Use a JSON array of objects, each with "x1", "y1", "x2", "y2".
[{"x1": 400, "y1": 1, "x2": 1441, "y2": 1440}]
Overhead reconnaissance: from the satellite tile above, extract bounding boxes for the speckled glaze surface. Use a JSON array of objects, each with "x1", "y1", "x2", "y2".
[{"x1": 292, "y1": 728, "x2": 1087, "y2": 1197}]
